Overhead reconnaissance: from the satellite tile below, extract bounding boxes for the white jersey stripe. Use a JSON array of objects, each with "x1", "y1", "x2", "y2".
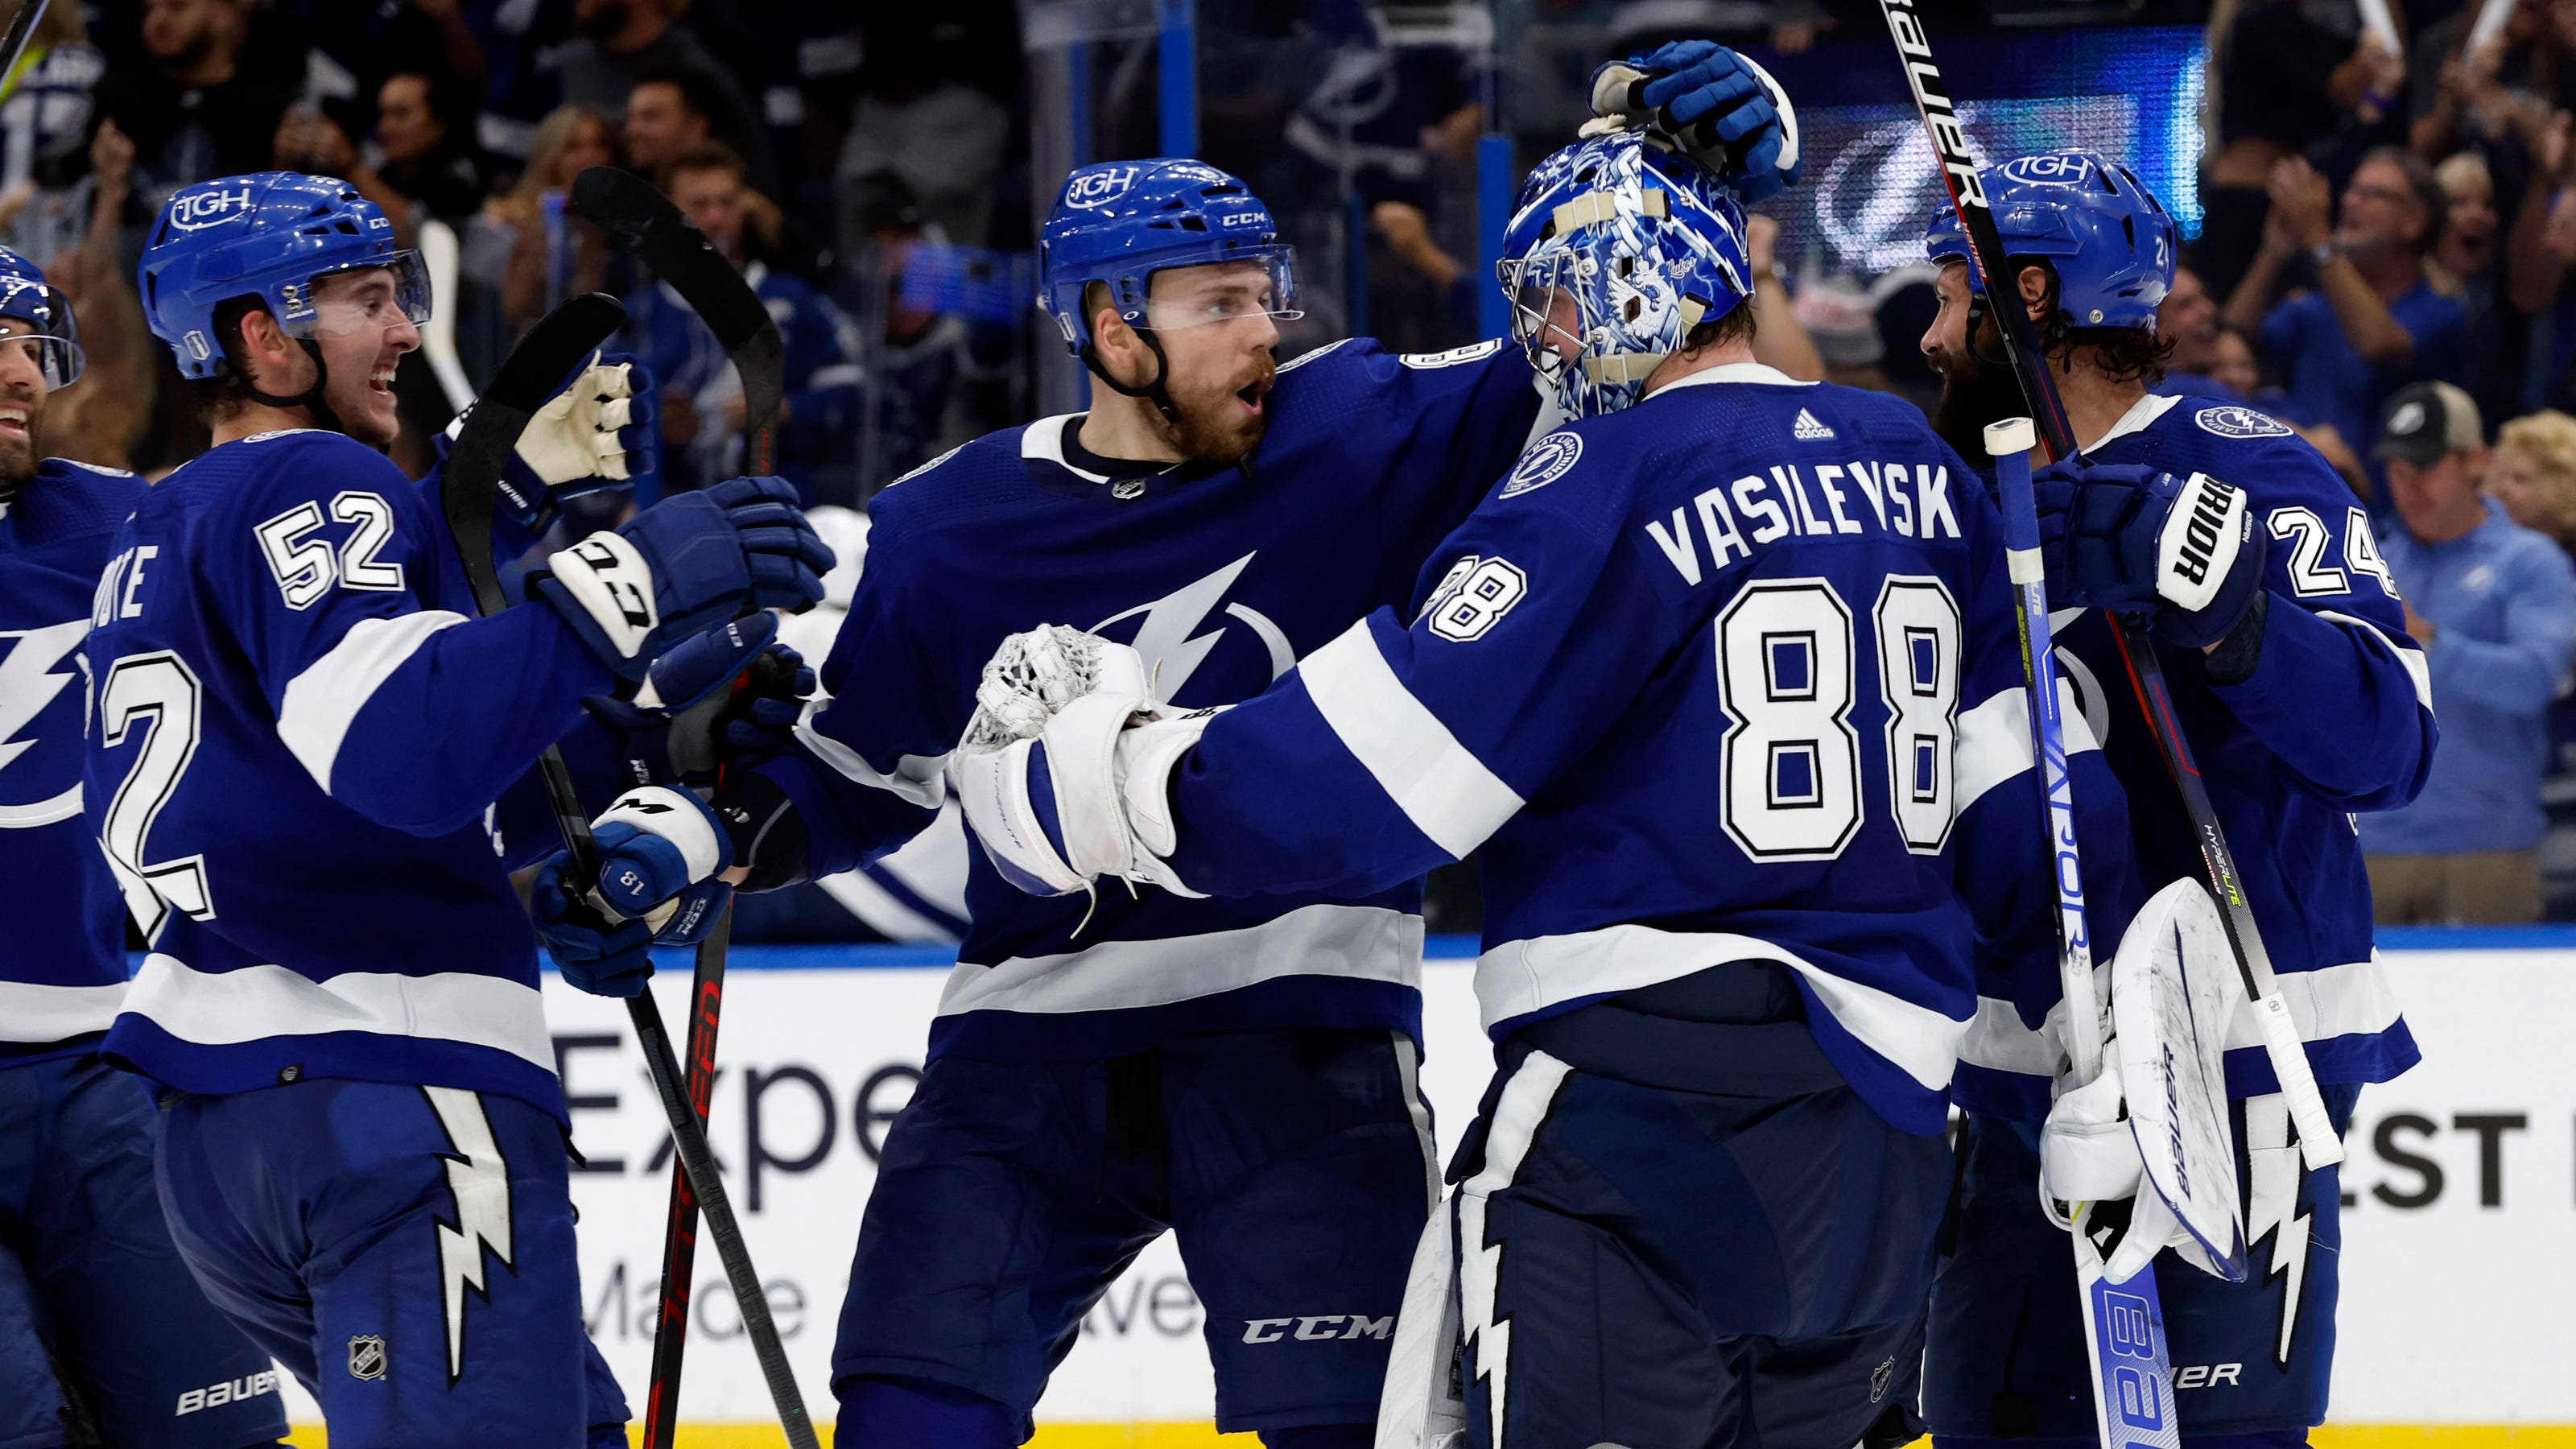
[
  {"x1": 0, "y1": 978, "x2": 126, "y2": 1042},
  {"x1": 276, "y1": 610, "x2": 469, "y2": 792},
  {"x1": 935, "y1": 902, "x2": 1421, "y2": 1019},
  {"x1": 1952, "y1": 677, "x2": 2099, "y2": 819},
  {"x1": 2318, "y1": 609, "x2": 2435, "y2": 715},
  {"x1": 1962, "y1": 954, "x2": 2406, "y2": 1080},
  {"x1": 1300, "y1": 620, "x2": 1525, "y2": 859},
  {"x1": 1474, "y1": 923, "x2": 1969, "y2": 1091},
  {"x1": 120, "y1": 952, "x2": 555, "y2": 1072}
]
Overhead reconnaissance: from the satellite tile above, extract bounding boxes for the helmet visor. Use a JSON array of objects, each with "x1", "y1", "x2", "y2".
[
  {"x1": 282, "y1": 250, "x2": 434, "y2": 340},
  {"x1": 1139, "y1": 246, "x2": 1301, "y2": 332},
  {"x1": 0, "y1": 310, "x2": 84, "y2": 390}
]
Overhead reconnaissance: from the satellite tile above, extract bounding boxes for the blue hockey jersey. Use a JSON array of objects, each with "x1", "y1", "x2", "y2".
[
  {"x1": 86, "y1": 428, "x2": 621, "y2": 1117},
  {"x1": 1148, "y1": 365, "x2": 2137, "y2": 1136},
  {"x1": 1954, "y1": 394, "x2": 2434, "y2": 1119},
  {"x1": 759, "y1": 336, "x2": 1547, "y2": 1059},
  {"x1": 0, "y1": 460, "x2": 145, "y2": 1066}
]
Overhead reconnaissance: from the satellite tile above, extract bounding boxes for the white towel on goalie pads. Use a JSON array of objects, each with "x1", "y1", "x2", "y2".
[
  {"x1": 2042, "y1": 878, "x2": 2249, "y2": 1284},
  {"x1": 1375, "y1": 1189, "x2": 1468, "y2": 1449}
]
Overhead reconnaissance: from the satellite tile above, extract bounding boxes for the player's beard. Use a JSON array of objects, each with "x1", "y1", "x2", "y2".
[
  {"x1": 1161, "y1": 351, "x2": 1276, "y2": 468},
  {"x1": 1928, "y1": 341, "x2": 2031, "y2": 463},
  {"x1": 0, "y1": 402, "x2": 41, "y2": 498}
]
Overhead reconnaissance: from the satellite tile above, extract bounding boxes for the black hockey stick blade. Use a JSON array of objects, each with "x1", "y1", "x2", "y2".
[
  {"x1": 440, "y1": 291, "x2": 627, "y2": 617},
  {"x1": 567, "y1": 166, "x2": 786, "y2": 464}
]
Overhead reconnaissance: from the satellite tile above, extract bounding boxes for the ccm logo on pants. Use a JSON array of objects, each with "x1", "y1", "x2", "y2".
[{"x1": 1244, "y1": 1315, "x2": 1395, "y2": 1344}]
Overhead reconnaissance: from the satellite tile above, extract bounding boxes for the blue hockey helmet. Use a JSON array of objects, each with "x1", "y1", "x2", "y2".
[
  {"x1": 1922, "y1": 151, "x2": 2177, "y2": 330},
  {"x1": 1037, "y1": 158, "x2": 1300, "y2": 357},
  {"x1": 1499, "y1": 129, "x2": 1752, "y2": 419},
  {"x1": 0, "y1": 246, "x2": 83, "y2": 390},
  {"x1": 137, "y1": 171, "x2": 431, "y2": 380}
]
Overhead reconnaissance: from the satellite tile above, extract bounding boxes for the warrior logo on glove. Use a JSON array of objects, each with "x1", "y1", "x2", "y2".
[{"x1": 2161, "y1": 473, "x2": 2248, "y2": 606}]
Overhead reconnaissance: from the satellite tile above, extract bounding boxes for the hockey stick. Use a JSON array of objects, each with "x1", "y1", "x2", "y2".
[
  {"x1": 1870, "y1": 1, "x2": 2340, "y2": 1168},
  {"x1": 0, "y1": 0, "x2": 51, "y2": 106},
  {"x1": 567, "y1": 163, "x2": 786, "y2": 1449},
  {"x1": 440, "y1": 293, "x2": 820, "y2": 1449}
]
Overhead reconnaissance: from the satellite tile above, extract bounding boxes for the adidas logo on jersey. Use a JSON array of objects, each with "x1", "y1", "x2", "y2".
[{"x1": 1792, "y1": 409, "x2": 1835, "y2": 441}]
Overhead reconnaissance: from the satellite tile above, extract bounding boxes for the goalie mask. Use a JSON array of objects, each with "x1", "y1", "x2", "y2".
[{"x1": 1499, "y1": 129, "x2": 1753, "y2": 419}]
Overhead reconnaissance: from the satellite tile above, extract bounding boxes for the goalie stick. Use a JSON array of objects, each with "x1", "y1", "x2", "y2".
[
  {"x1": 567, "y1": 163, "x2": 789, "y2": 1449},
  {"x1": 440, "y1": 292, "x2": 819, "y2": 1449}
]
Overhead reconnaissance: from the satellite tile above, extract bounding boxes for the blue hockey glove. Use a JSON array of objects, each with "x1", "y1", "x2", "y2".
[
  {"x1": 2033, "y1": 461, "x2": 2268, "y2": 649},
  {"x1": 585, "y1": 785, "x2": 735, "y2": 941},
  {"x1": 530, "y1": 857, "x2": 656, "y2": 996},
  {"x1": 528, "y1": 475, "x2": 832, "y2": 679},
  {"x1": 588, "y1": 613, "x2": 805, "y2": 784},
  {"x1": 1588, "y1": 41, "x2": 1802, "y2": 204},
  {"x1": 443, "y1": 352, "x2": 659, "y2": 532}
]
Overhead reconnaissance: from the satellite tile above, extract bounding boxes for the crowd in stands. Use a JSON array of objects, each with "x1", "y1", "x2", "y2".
[{"x1": 20, "y1": 1, "x2": 2576, "y2": 927}]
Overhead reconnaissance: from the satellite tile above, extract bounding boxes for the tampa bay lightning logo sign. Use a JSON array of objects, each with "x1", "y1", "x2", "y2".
[
  {"x1": 1064, "y1": 166, "x2": 1143, "y2": 210},
  {"x1": 1500, "y1": 431, "x2": 1582, "y2": 498},
  {"x1": 2195, "y1": 405, "x2": 2293, "y2": 440}
]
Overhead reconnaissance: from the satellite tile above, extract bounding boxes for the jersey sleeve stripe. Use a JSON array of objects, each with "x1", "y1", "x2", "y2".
[
  {"x1": 119, "y1": 952, "x2": 555, "y2": 1071},
  {"x1": 791, "y1": 716, "x2": 948, "y2": 810},
  {"x1": 2316, "y1": 608, "x2": 2435, "y2": 714},
  {"x1": 1298, "y1": 618, "x2": 1525, "y2": 860},
  {"x1": 0, "y1": 979, "x2": 126, "y2": 1042},
  {"x1": 1952, "y1": 678, "x2": 2099, "y2": 818},
  {"x1": 1964, "y1": 954, "x2": 2403, "y2": 1072},
  {"x1": 275, "y1": 610, "x2": 470, "y2": 792}
]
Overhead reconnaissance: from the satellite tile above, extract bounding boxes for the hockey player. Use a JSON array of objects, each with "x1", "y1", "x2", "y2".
[
  {"x1": 944, "y1": 129, "x2": 2139, "y2": 1449},
  {"x1": 84, "y1": 171, "x2": 829, "y2": 1447},
  {"x1": 1915, "y1": 152, "x2": 2435, "y2": 1449},
  {"x1": 524, "y1": 45, "x2": 1804, "y2": 1449},
  {"x1": 0, "y1": 246, "x2": 291, "y2": 1447}
]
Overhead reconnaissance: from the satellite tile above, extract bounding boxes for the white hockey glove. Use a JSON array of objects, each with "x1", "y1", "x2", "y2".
[
  {"x1": 2040, "y1": 879, "x2": 2252, "y2": 1284},
  {"x1": 448, "y1": 350, "x2": 660, "y2": 530},
  {"x1": 950, "y1": 626, "x2": 1216, "y2": 901}
]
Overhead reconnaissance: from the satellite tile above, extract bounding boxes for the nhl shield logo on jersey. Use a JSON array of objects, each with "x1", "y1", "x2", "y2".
[
  {"x1": 2194, "y1": 405, "x2": 2293, "y2": 440},
  {"x1": 1501, "y1": 431, "x2": 1582, "y2": 498},
  {"x1": 348, "y1": 1334, "x2": 388, "y2": 1381}
]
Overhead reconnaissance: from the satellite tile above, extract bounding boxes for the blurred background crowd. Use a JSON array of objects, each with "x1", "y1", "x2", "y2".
[{"x1": 24, "y1": 0, "x2": 2576, "y2": 930}]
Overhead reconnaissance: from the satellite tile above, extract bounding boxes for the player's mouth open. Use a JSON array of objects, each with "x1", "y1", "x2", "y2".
[
  {"x1": 1236, "y1": 378, "x2": 1269, "y2": 416},
  {"x1": 0, "y1": 405, "x2": 27, "y2": 439},
  {"x1": 369, "y1": 366, "x2": 398, "y2": 396}
]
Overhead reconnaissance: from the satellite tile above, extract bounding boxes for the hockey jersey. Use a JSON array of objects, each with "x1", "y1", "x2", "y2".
[
  {"x1": 1954, "y1": 394, "x2": 2434, "y2": 1120},
  {"x1": 87, "y1": 428, "x2": 620, "y2": 1117},
  {"x1": 0, "y1": 460, "x2": 145, "y2": 1065},
  {"x1": 1151, "y1": 365, "x2": 2136, "y2": 1136},
  {"x1": 756, "y1": 336, "x2": 1546, "y2": 1059}
]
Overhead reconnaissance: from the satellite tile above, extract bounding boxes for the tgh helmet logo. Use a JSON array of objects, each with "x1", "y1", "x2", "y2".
[
  {"x1": 170, "y1": 184, "x2": 256, "y2": 231},
  {"x1": 1065, "y1": 166, "x2": 1142, "y2": 210}
]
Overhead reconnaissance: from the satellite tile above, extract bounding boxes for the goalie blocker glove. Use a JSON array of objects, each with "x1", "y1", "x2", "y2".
[
  {"x1": 526, "y1": 473, "x2": 832, "y2": 679},
  {"x1": 1587, "y1": 40, "x2": 1802, "y2": 204},
  {"x1": 2033, "y1": 460, "x2": 2268, "y2": 652}
]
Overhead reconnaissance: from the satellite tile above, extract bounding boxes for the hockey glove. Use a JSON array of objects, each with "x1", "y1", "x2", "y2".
[
  {"x1": 530, "y1": 861, "x2": 656, "y2": 997},
  {"x1": 1587, "y1": 41, "x2": 1802, "y2": 204},
  {"x1": 528, "y1": 474, "x2": 832, "y2": 679},
  {"x1": 442, "y1": 351, "x2": 659, "y2": 532},
  {"x1": 2033, "y1": 461, "x2": 2267, "y2": 650},
  {"x1": 585, "y1": 785, "x2": 735, "y2": 938},
  {"x1": 588, "y1": 614, "x2": 813, "y2": 785}
]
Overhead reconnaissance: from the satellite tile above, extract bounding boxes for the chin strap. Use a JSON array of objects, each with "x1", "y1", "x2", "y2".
[
  {"x1": 231, "y1": 336, "x2": 348, "y2": 436},
  {"x1": 1079, "y1": 328, "x2": 1182, "y2": 427}
]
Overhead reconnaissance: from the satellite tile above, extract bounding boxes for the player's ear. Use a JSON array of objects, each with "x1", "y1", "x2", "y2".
[
  {"x1": 2017, "y1": 264, "x2": 2053, "y2": 324},
  {"x1": 232, "y1": 306, "x2": 297, "y2": 382}
]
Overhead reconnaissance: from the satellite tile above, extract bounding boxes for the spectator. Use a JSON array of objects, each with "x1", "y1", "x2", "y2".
[
  {"x1": 1793, "y1": 275, "x2": 1890, "y2": 392},
  {"x1": 0, "y1": 2, "x2": 106, "y2": 205},
  {"x1": 631, "y1": 143, "x2": 861, "y2": 504},
  {"x1": 2430, "y1": 148, "x2": 2522, "y2": 426},
  {"x1": 2207, "y1": 323, "x2": 2266, "y2": 401},
  {"x1": 1743, "y1": 213, "x2": 1826, "y2": 383},
  {"x1": 2201, "y1": 0, "x2": 2403, "y2": 299},
  {"x1": 845, "y1": 174, "x2": 966, "y2": 489},
  {"x1": 623, "y1": 66, "x2": 720, "y2": 182},
  {"x1": 2408, "y1": 0, "x2": 2576, "y2": 162},
  {"x1": 40, "y1": 119, "x2": 152, "y2": 473},
  {"x1": 558, "y1": 0, "x2": 779, "y2": 198},
  {"x1": 839, "y1": 6, "x2": 1018, "y2": 255},
  {"x1": 2487, "y1": 407, "x2": 2576, "y2": 554},
  {"x1": 373, "y1": 70, "x2": 490, "y2": 225},
  {"x1": 2364, "y1": 380, "x2": 2576, "y2": 923},
  {"x1": 479, "y1": 105, "x2": 621, "y2": 330},
  {"x1": 2157, "y1": 262, "x2": 2231, "y2": 396},
  {"x1": 270, "y1": 103, "x2": 415, "y2": 252},
  {"x1": 2225, "y1": 147, "x2": 2468, "y2": 464},
  {"x1": 93, "y1": 0, "x2": 293, "y2": 214}
]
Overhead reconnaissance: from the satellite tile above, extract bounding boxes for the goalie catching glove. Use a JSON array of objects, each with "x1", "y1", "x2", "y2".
[
  {"x1": 949, "y1": 625, "x2": 1216, "y2": 901},
  {"x1": 530, "y1": 785, "x2": 735, "y2": 997},
  {"x1": 2040, "y1": 878, "x2": 2251, "y2": 1285},
  {"x1": 1587, "y1": 40, "x2": 1802, "y2": 204}
]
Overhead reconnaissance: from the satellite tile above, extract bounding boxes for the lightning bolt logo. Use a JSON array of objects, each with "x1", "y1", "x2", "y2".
[
  {"x1": 2241, "y1": 1094, "x2": 2309, "y2": 1367},
  {"x1": 425, "y1": 1087, "x2": 516, "y2": 1385},
  {"x1": 0, "y1": 617, "x2": 89, "y2": 775},
  {"x1": 1093, "y1": 553, "x2": 1258, "y2": 702},
  {"x1": 1456, "y1": 1054, "x2": 1573, "y2": 1447}
]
